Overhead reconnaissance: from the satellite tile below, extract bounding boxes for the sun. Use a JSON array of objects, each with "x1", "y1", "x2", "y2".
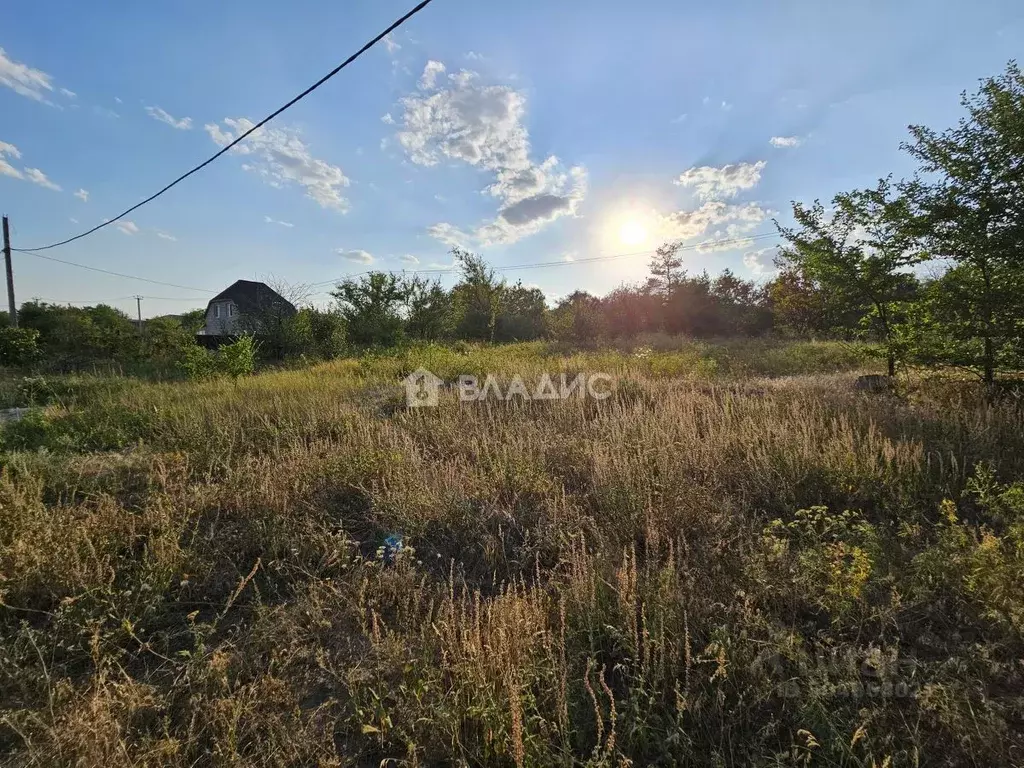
[{"x1": 618, "y1": 218, "x2": 649, "y2": 247}]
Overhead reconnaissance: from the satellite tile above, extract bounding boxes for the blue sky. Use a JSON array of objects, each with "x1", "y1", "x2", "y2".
[{"x1": 1, "y1": 0, "x2": 1020, "y2": 318}]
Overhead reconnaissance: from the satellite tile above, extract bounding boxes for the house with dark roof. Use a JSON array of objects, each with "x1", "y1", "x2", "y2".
[{"x1": 199, "y1": 280, "x2": 297, "y2": 338}]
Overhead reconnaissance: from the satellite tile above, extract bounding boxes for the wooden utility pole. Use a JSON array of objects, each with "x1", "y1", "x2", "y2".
[
  {"x1": 2, "y1": 215, "x2": 15, "y2": 327},
  {"x1": 135, "y1": 295, "x2": 143, "y2": 335}
]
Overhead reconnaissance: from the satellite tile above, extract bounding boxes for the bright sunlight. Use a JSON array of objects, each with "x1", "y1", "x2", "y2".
[{"x1": 617, "y1": 217, "x2": 650, "y2": 247}]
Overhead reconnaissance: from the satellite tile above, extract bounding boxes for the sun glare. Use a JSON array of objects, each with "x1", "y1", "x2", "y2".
[{"x1": 618, "y1": 218, "x2": 649, "y2": 247}]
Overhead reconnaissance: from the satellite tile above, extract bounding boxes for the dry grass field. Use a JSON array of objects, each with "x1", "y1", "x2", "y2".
[{"x1": 1, "y1": 339, "x2": 1022, "y2": 766}]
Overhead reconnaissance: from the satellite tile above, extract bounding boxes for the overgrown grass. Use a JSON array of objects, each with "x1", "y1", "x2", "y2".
[{"x1": 1, "y1": 339, "x2": 1022, "y2": 766}]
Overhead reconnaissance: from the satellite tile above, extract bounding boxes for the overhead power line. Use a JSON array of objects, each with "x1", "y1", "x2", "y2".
[
  {"x1": 13, "y1": 0, "x2": 437, "y2": 253},
  {"x1": 51, "y1": 295, "x2": 207, "y2": 305},
  {"x1": 21, "y1": 250, "x2": 215, "y2": 293},
  {"x1": 308, "y1": 231, "x2": 780, "y2": 288}
]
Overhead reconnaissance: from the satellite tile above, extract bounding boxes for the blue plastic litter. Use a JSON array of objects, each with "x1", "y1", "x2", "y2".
[{"x1": 383, "y1": 534, "x2": 404, "y2": 565}]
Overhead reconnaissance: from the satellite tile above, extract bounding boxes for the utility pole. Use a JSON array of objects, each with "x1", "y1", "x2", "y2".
[
  {"x1": 2, "y1": 215, "x2": 15, "y2": 327},
  {"x1": 135, "y1": 295, "x2": 143, "y2": 335}
]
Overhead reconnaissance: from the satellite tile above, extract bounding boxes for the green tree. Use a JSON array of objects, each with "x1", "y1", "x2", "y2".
[
  {"x1": 900, "y1": 62, "x2": 1024, "y2": 384},
  {"x1": 279, "y1": 307, "x2": 347, "y2": 359},
  {"x1": 178, "y1": 308, "x2": 208, "y2": 333},
  {"x1": 18, "y1": 301, "x2": 141, "y2": 370},
  {"x1": 766, "y1": 265, "x2": 831, "y2": 338},
  {"x1": 648, "y1": 241, "x2": 684, "y2": 297},
  {"x1": 451, "y1": 248, "x2": 505, "y2": 342},
  {"x1": 217, "y1": 335, "x2": 258, "y2": 381},
  {"x1": 496, "y1": 281, "x2": 547, "y2": 341},
  {"x1": 664, "y1": 272, "x2": 720, "y2": 336},
  {"x1": 776, "y1": 178, "x2": 920, "y2": 376},
  {"x1": 0, "y1": 327, "x2": 40, "y2": 367},
  {"x1": 711, "y1": 269, "x2": 773, "y2": 337},
  {"x1": 405, "y1": 278, "x2": 453, "y2": 341},
  {"x1": 549, "y1": 291, "x2": 606, "y2": 345},
  {"x1": 331, "y1": 272, "x2": 409, "y2": 348},
  {"x1": 180, "y1": 343, "x2": 217, "y2": 381},
  {"x1": 143, "y1": 316, "x2": 195, "y2": 369}
]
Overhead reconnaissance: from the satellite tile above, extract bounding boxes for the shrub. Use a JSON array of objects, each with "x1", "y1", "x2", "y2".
[
  {"x1": 0, "y1": 326, "x2": 40, "y2": 367},
  {"x1": 180, "y1": 343, "x2": 217, "y2": 381},
  {"x1": 217, "y1": 335, "x2": 258, "y2": 380}
]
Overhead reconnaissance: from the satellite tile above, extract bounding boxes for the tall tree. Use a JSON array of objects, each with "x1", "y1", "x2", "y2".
[
  {"x1": 496, "y1": 281, "x2": 547, "y2": 341},
  {"x1": 766, "y1": 265, "x2": 831, "y2": 338},
  {"x1": 900, "y1": 62, "x2": 1024, "y2": 384},
  {"x1": 549, "y1": 291, "x2": 605, "y2": 345},
  {"x1": 776, "y1": 178, "x2": 920, "y2": 376},
  {"x1": 331, "y1": 272, "x2": 410, "y2": 347},
  {"x1": 648, "y1": 242, "x2": 684, "y2": 297},
  {"x1": 405, "y1": 277, "x2": 454, "y2": 341},
  {"x1": 451, "y1": 248, "x2": 505, "y2": 342}
]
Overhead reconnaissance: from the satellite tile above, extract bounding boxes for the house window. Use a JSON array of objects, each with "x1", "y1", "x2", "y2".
[
  {"x1": 214, "y1": 304, "x2": 221, "y2": 319},
  {"x1": 229, "y1": 304, "x2": 236, "y2": 317}
]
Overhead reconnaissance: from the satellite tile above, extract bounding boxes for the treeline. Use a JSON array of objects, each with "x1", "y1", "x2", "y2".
[
  {"x1": 775, "y1": 61, "x2": 1024, "y2": 384},
  {"x1": 321, "y1": 249, "x2": 777, "y2": 349},
  {"x1": 0, "y1": 303, "x2": 206, "y2": 372},
  {"x1": 2, "y1": 62, "x2": 1023, "y2": 383}
]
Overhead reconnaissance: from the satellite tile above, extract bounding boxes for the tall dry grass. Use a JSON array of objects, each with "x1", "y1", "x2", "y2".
[{"x1": 1, "y1": 341, "x2": 1022, "y2": 766}]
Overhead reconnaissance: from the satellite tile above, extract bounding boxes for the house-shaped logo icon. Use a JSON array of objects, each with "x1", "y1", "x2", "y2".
[{"x1": 404, "y1": 368, "x2": 443, "y2": 408}]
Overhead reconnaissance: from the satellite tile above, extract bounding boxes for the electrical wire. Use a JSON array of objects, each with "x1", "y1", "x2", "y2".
[
  {"x1": 20, "y1": 250, "x2": 216, "y2": 292},
  {"x1": 47, "y1": 295, "x2": 206, "y2": 304},
  {"x1": 12, "y1": 0, "x2": 437, "y2": 253},
  {"x1": 307, "y1": 231, "x2": 780, "y2": 288}
]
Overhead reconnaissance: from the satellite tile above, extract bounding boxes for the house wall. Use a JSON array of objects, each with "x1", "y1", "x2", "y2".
[{"x1": 204, "y1": 300, "x2": 241, "y2": 335}]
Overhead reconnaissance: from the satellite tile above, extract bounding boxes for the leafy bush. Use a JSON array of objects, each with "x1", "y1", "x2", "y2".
[
  {"x1": 180, "y1": 343, "x2": 217, "y2": 381},
  {"x1": 217, "y1": 335, "x2": 258, "y2": 380},
  {"x1": 180, "y1": 337, "x2": 258, "y2": 382},
  {"x1": 0, "y1": 326, "x2": 40, "y2": 367}
]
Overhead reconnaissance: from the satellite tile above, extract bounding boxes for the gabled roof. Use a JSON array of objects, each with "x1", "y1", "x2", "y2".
[{"x1": 206, "y1": 280, "x2": 296, "y2": 317}]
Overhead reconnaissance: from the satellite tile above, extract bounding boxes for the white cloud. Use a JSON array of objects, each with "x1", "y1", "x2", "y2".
[
  {"x1": 337, "y1": 249, "x2": 374, "y2": 265},
  {"x1": 400, "y1": 254, "x2": 420, "y2": 265},
  {"x1": 659, "y1": 201, "x2": 770, "y2": 243},
  {"x1": 263, "y1": 215, "x2": 294, "y2": 228},
  {"x1": 156, "y1": 231, "x2": 177, "y2": 241},
  {"x1": 206, "y1": 118, "x2": 350, "y2": 212},
  {"x1": 419, "y1": 60, "x2": 446, "y2": 90},
  {"x1": 59, "y1": 87, "x2": 76, "y2": 98},
  {"x1": 743, "y1": 248, "x2": 777, "y2": 275},
  {"x1": 0, "y1": 48, "x2": 53, "y2": 102},
  {"x1": 381, "y1": 112, "x2": 395, "y2": 125},
  {"x1": 383, "y1": 34, "x2": 401, "y2": 55},
  {"x1": 24, "y1": 167, "x2": 61, "y2": 191},
  {"x1": 475, "y1": 167, "x2": 587, "y2": 246},
  {"x1": 0, "y1": 141, "x2": 23, "y2": 179},
  {"x1": 426, "y1": 222, "x2": 473, "y2": 249},
  {"x1": 145, "y1": 106, "x2": 192, "y2": 130},
  {"x1": 114, "y1": 96, "x2": 122, "y2": 104},
  {"x1": 448, "y1": 70, "x2": 477, "y2": 88},
  {"x1": 770, "y1": 135, "x2": 803, "y2": 148},
  {"x1": 395, "y1": 62, "x2": 586, "y2": 246},
  {"x1": 116, "y1": 220, "x2": 139, "y2": 235},
  {"x1": 563, "y1": 251, "x2": 577, "y2": 262},
  {"x1": 74, "y1": 188, "x2": 88, "y2": 202},
  {"x1": 674, "y1": 161, "x2": 766, "y2": 201},
  {"x1": 465, "y1": 51, "x2": 485, "y2": 61},
  {"x1": 69, "y1": 217, "x2": 79, "y2": 224},
  {"x1": 671, "y1": 113, "x2": 687, "y2": 124}
]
